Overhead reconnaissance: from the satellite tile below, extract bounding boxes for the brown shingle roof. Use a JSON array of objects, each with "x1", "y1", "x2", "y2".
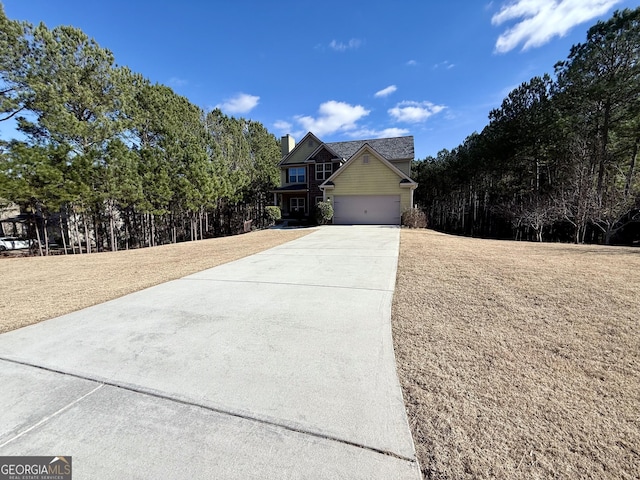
[{"x1": 326, "y1": 136, "x2": 414, "y2": 161}]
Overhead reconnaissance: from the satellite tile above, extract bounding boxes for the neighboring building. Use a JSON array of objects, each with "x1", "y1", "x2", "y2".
[
  {"x1": 0, "y1": 202, "x2": 27, "y2": 237},
  {"x1": 271, "y1": 132, "x2": 417, "y2": 224}
]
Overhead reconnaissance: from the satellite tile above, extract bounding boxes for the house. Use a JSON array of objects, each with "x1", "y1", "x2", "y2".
[
  {"x1": 271, "y1": 132, "x2": 417, "y2": 225},
  {"x1": 0, "y1": 201, "x2": 28, "y2": 237}
]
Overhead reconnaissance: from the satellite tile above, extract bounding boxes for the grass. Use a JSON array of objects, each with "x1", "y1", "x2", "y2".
[
  {"x1": 0, "y1": 228, "x2": 312, "y2": 333},
  {"x1": 392, "y1": 229, "x2": 640, "y2": 479}
]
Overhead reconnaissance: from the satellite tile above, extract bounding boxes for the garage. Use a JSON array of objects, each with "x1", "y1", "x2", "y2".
[{"x1": 333, "y1": 195, "x2": 401, "y2": 225}]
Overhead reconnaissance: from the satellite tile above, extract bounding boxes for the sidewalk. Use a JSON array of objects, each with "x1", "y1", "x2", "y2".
[{"x1": 0, "y1": 226, "x2": 421, "y2": 479}]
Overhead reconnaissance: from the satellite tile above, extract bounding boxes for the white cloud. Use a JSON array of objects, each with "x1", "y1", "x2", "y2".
[
  {"x1": 168, "y1": 77, "x2": 188, "y2": 87},
  {"x1": 389, "y1": 101, "x2": 446, "y2": 123},
  {"x1": 406, "y1": 60, "x2": 418, "y2": 66},
  {"x1": 329, "y1": 39, "x2": 363, "y2": 51},
  {"x1": 433, "y1": 60, "x2": 455, "y2": 70},
  {"x1": 216, "y1": 93, "x2": 260, "y2": 114},
  {"x1": 492, "y1": 0, "x2": 621, "y2": 53},
  {"x1": 348, "y1": 127, "x2": 411, "y2": 139},
  {"x1": 295, "y1": 101, "x2": 370, "y2": 136},
  {"x1": 274, "y1": 120, "x2": 292, "y2": 132},
  {"x1": 374, "y1": 85, "x2": 398, "y2": 98}
]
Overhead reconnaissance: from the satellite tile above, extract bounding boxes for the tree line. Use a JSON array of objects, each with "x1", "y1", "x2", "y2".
[
  {"x1": 413, "y1": 8, "x2": 640, "y2": 245},
  {"x1": 0, "y1": 4, "x2": 280, "y2": 255}
]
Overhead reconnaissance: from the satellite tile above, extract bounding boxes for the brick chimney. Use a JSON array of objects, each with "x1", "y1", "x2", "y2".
[{"x1": 281, "y1": 134, "x2": 295, "y2": 158}]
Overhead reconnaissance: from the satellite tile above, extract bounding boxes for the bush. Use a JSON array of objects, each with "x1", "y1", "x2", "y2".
[
  {"x1": 315, "y1": 201, "x2": 334, "y2": 225},
  {"x1": 402, "y1": 208, "x2": 427, "y2": 228},
  {"x1": 265, "y1": 206, "x2": 281, "y2": 224}
]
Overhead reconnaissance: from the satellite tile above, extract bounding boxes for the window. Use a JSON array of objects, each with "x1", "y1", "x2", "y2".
[
  {"x1": 315, "y1": 196, "x2": 323, "y2": 205},
  {"x1": 288, "y1": 167, "x2": 305, "y2": 183},
  {"x1": 290, "y1": 197, "x2": 305, "y2": 213},
  {"x1": 315, "y1": 162, "x2": 332, "y2": 181}
]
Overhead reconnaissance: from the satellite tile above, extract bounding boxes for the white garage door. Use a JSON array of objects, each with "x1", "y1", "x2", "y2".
[{"x1": 333, "y1": 195, "x2": 401, "y2": 225}]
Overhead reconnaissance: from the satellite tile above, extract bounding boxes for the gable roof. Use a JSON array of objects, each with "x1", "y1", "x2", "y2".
[
  {"x1": 326, "y1": 136, "x2": 414, "y2": 161},
  {"x1": 304, "y1": 143, "x2": 342, "y2": 163},
  {"x1": 278, "y1": 132, "x2": 414, "y2": 167},
  {"x1": 320, "y1": 143, "x2": 417, "y2": 189},
  {"x1": 278, "y1": 132, "x2": 323, "y2": 166}
]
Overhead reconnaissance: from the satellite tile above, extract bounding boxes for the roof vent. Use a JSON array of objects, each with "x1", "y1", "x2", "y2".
[{"x1": 363, "y1": 155, "x2": 370, "y2": 164}]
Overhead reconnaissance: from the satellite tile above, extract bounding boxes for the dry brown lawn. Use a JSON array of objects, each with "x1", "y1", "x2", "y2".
[
  {"x1": 0, "y1": 228, "x2": 312, "y2": 333},
  {"x1": 393, "y1": 229, "x2": 640, "y2": 480},
  {"x1": 2, "y1": 225, "x2": 639, "y2": 479}
]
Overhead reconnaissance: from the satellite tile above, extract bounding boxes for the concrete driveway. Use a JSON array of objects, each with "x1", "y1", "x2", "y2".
[{"x1": 0, "y1": 226, "x2": 421, "y2": 479}]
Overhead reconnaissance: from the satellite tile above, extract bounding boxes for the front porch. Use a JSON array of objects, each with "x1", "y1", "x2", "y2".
[{"x1": 271, "y1": 186, "x2": 313, "y2": 220}]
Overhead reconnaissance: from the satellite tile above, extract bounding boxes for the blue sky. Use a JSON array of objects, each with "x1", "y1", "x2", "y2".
[{"x1": 1, "y1": 0, "x2": 636, "y2": 159}]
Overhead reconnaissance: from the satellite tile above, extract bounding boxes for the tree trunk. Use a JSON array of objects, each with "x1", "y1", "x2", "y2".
[
  {"x1": 124, "y1": 213, "x2": 129, "y2": 250},
  {"x1": 109, "y1": 213, "x2": 117, "y2": 252},
  {"x1": 145, "y1": 213, "x2": 151, "y2": 247},
  {"x1": 83, "y1": 214, "x2": 91, "y2": 254},
  {"x1": 143, "y1": 213, "x2": 148, "y2": 248},
  {"x1": 34, "y1": 218, "x2": 44, "y2": 256},
  {"x1": 150, "y1": 214, "x2": 156, "y2": 247},
  {"x1": 123, "y1": 208, "x2": 131, "y2": 250},
  {"x1": 93, "y1": 212, "x2": 102, "y2": 252},
  {"x1": 625, "y1": 137, "x2": 638, "y2": 197},
  {"x1": 596, "y1": 99, "x2": 611, "y2": 197},
  {"x1": 605, "y1": 228, "x2": 613, "y2": 245},
  {"x1": 58, "y1": 213, "x2": 68, "y2": 254},
  {"x1": 72, "y1": 207, "x2": 82, "y2": 254},
  {"x1": 43, "y1": 217, "x2": 49, "y2": 256}
]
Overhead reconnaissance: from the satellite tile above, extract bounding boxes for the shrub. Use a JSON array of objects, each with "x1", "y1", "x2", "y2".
[
  {"x1": 315, "y1": 201, "x2": 334, "y2": 225},
  {"x1": 402, "y1": 208, "x2": 427, "y2": 228},
  {"x1": 265, "y1": 206, "x2": 281, "y2": 224}
]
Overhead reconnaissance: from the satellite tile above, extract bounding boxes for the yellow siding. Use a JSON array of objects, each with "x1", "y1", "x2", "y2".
[
  {"x1": 390, "y1": 160, "x2": 411, "y2": 176},
  {"x1": 329, "y1": 150, "x2": 412, "y2": 211},
  {"x1": 280, "y1": 136, "x2": 320, "y2": 165}
]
